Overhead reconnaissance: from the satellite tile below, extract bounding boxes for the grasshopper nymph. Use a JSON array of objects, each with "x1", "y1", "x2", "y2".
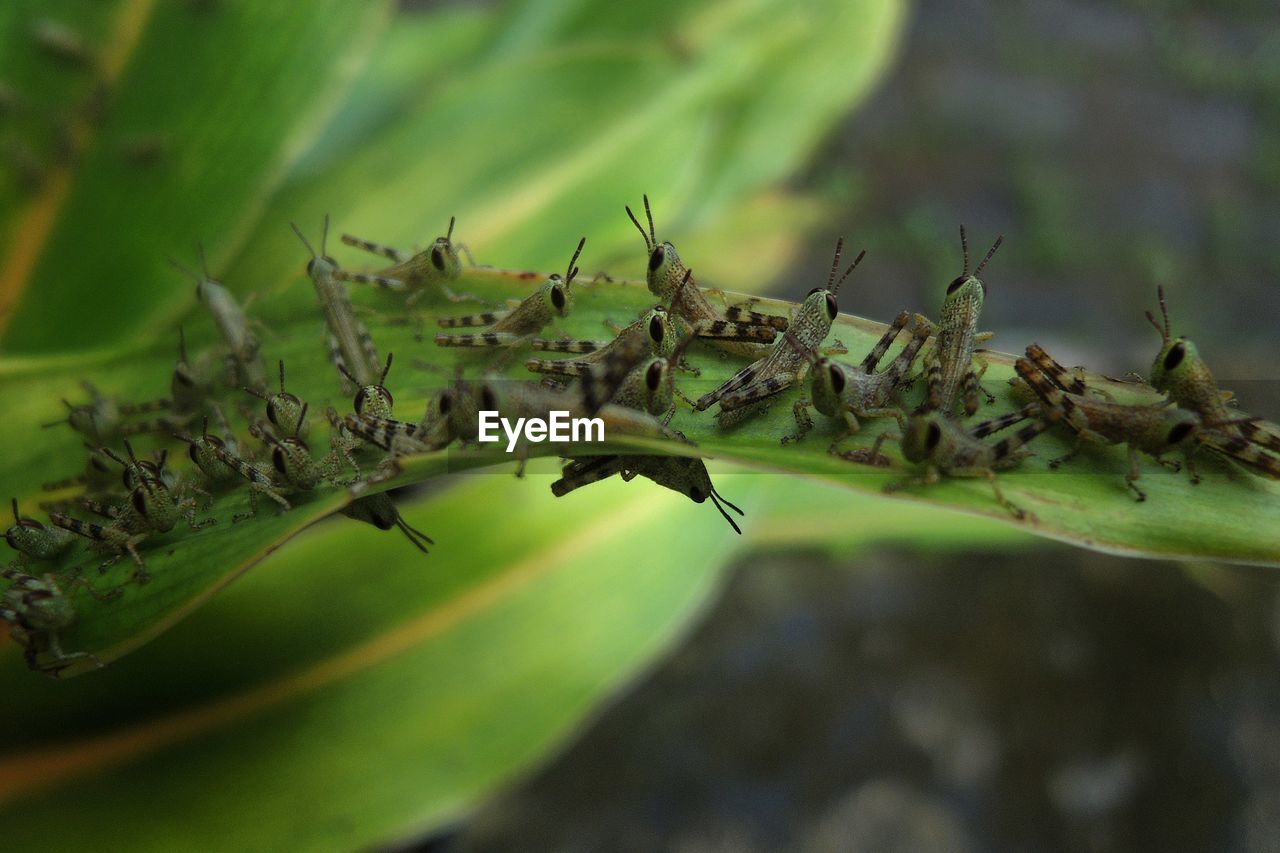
[
  {"x1": 886, "y1": 404, "x2": 1053, "y2": 519},
  {"x1": 336, "y1": 216, "x2": 476, "y2": 304},
  {"x1": 786, "y1": 312, "x2": 931, "y2": 448},
  {"x1": 291, "y1": 217, "x2": 382, "y2": 392},
  {"x1": 919, "y1": 225, "x2": 1003, "y2": 417},
  {"x1": 625, "y1": 195, "x2": 786, "y2": 355},
  {"x1": 435, "y1": 238, "x2": 585, "y2": 349},
  {"x1": 1015, "y1": 345, "x2": 1202, "y2": 500},
  {"x1": 695, "y1": 239, "x2": 857, "y2": 425},
  {"x1": 1145, "y1": 286, "x2": 1280, "y2": 462},
  {"x1": 170, "y1": 245, "x2": 267, "y2": 392}
]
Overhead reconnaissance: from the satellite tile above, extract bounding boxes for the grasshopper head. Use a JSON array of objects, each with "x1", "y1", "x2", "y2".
[
  {"x1": 942, "y1": 225, "x2": 1001, "y2": 312},
  {"x1": 428, "y1": 216, "x2": 464, "y2": 280},
  {"x1": 540, "y1": 275, "x2": 573, "y2": 319},
  {"x1": 809, "y1": 358, "x2": 847, "y2": 417},
  {"x1": 901, "y1": 414, "x2": 945, "y2": 464}
]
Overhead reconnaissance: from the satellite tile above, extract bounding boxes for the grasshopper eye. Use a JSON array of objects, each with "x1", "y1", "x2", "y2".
[
  {"x1": 481, "y1": 387, "x2": 497, "y2": 411},
  {"x1": 924, "y1": 421, "x2": 943, "y2": 452},
  {"x1": 646, "y1": 361, "x2": 664, "y2": 391},
  {"x1": 305, "y1": 258, "x2": 318, "y2": 276},
  {"x1": 825, "y1": 292, "x2": 838, "y2": 319},
  {"x1": 1163, "y1": 341, "x2": 1186, "y2": 371},
  {"x1": 828, "y1": 364, "x2": 845, "y2": 394},
  {"x1": 90, "y1": 456, "x2": 110, "y2": 473},
  {"x1": 688, "y1": 485, "x2": 706, "y2": 503},
  {"x1": 438, "y1": 392, "x2": 452, "y2": 416},
  {"x1": 550, "y1": 285, "x2": 567, "y2": 312},
  {"x1": 371, "y1": 510, "x2": 396, "y2": 531},
  {"x1": 648, "y1": 245, "x2": 665, "y2": 272},
  {"x1": 187, "y1": 443, "x2": 201, "y2": 464},
  {"x1": 272, "y1": 447, "x2": 287, "y2": 474},
  {"x1": 1167, "y1": 421, "x2": 1195, "y2": 444},
  {"x1": 431, "y1": 246, "x2": 446, "y2": 271},
  {"x1": 175, "y1": 371, "x2": 195, "y2": 387},
  {"x1": 648, "y1": 315, "x2": 665, "y2": 343},
  {"x1": 354, "y1": 388, "x2": 368, "y2": 414},
  {"x1": 806, "y1": 287, "x2": 821, "y2": 297},
  {"x1": 946, "y1": 276, "x2": 967, "y2": 295},
  {"x1": 131, "y1": 489, "x2": 148, "y2": 517}
]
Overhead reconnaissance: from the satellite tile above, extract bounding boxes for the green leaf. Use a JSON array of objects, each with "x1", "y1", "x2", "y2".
[
  {"x1": 0, "y1": 0, "x2": 396, "y2": 351},
  {"x1": 4, "y1": 267, "x2": 1279, "y2": 684}
]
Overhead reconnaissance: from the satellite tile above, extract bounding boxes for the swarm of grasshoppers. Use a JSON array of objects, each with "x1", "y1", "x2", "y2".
[{"x1": 9, "y1": 193, "x2": 1280, "y2": 680}]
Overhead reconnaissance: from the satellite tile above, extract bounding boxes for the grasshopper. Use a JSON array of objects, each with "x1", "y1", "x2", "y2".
[
  {"x1": 199, "y1": 427, "x2": 293, "y2": 522},
  {"x1": 123, "y1": 328, "x2": 212, "y2": 435},
  {"x1": 785, "y1": 312, "x2": 931, "y2": 447},
  {"x1": 694, "y1": 239, "x2": 858, "y2": 425},
  {"x1": 40, "y1": 444, "x2": 118, "y2": 498},
  {"x1": 335, "y1": 216, "x2": 476, "y2": 304},
  {"x1": 1, "y1": 567, "x2": 118, "y2": 676},
  {"x1": 551, "y1": 453, "x2": 744, "y2": 534},
  {"x1": 625, "y1": 195, "x2": 786, "y2": 355},
  {"x1": 344, "y1": 373, "x2": 491, "y2": 460},
  {"x1": 6, "y1": 498, "x2": 76, "y2": 566},
  {"x1": 43, "y1": 382, "x2": 169, "y2": 445},
  {"x1": 885, "y1": 404, "x2": 1053, "y2": 518},
  {"x1": 341, "y1": 493, "x2": 434, "y2": 555},
  {"x1": 251, "y1": 403, "x2": 358, "y2": 492},
  {"x1": 919, "y1": 226, "x2": 1003, "y2": 417},
  {"x1": 174, "y1": 408, "x2": 249, "y2": 495},
  {"x1": 326, "y1": 354, "x2": 398, "y2": 479},
  {"x1": 245, "y1": 360, "x2": 310, "y2": 440},
  {"x1": 49, "y1": 441, "x2": 214, "y2": 579},
  {"x1": 1145, "y1": 286, "x2": 1280, "y2": 461},
  {"x1": 525, "y1": 304, "x2": 688, "y2": 378},
  {"x1": 1014, "y1": 344, "x2": 1202, "y2": 500},
  {"x1": 291, "y1": 218, "x2": 382, "y2": 392},
  {"x1": 435, "y1": 238, "x2": 584, "y2": 348},
  {"x1": 171, "y1": 246, "x2": 267, "y2": 392}
]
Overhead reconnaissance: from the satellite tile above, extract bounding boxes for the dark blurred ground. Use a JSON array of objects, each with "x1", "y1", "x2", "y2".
[
  {"x1": 412, "y1": 2, "x2": 1280, "y2": 850},
  {"x1": 428, "y1": 548, "x2": 1280, "y2": 852}
]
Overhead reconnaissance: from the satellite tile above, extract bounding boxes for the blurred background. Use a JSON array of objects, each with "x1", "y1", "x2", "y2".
[{"x1": 2, "y1": 0, "x2": 1279, "y2": 850}]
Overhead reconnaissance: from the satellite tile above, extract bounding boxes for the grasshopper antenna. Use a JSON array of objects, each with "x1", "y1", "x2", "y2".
[
  {"x1": 708, "y1": 483, "x2": 744, "y2": 535},
  {"x1": 973, "y1": 233, "x2": 1003, "y2": 277},
  {"x1": 1145, "y1": 285, "x2": 1171, "y2": 342},
  {"x1": 625, "y1": 203, "x2": 652, "y2": 251},
  {"x1": 565, "y1": 237, "x2": 585, "y2": 287}
]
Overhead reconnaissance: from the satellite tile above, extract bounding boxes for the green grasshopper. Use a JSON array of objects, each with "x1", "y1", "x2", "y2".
[
  {"x1": 250, "y1": 403, "x2": 359, "y2": 492},
  {"x1": 919, "y1": 226, "x2": 1003, "y2": 417},
  {"x1": 785, "y1": 312, "x2": 931, "y2": 448},
  {"x1": 625, "y1": 195, "x2": 786, "y2": 355},
  {"x1": 326, "y1": 353, "x2": 398, "y2": 480},
  {"x1": 694, "y1": 239, "x2": 857, "y2": 425},
  {"x1": 170, "y1": 246, "x2": 267, "y2": 392},
  {"x1": 525, "y1": 304, "x2": 686, "y2": 378},
  {"x1": 199, "y1": 426, "x2": 294, "y2": 522},
  {"x1": 1, "y1": 567, "x2": 118, "y2": 676},
  {"x1": 245, "y1": 360, "x2": 310, "y2": 440},
  {"x1": 122, "y1": 328, "x2": 212, "y2": 435},
  {"x1": 5, "y1": 498, "x2": 76, "y2": 566},
  {"x1": 291, "y1": 217, "x2": 382, "y2": 392},
  {"x1": 552, "y1": 453, "x2": 744, "y2": 534},
  {"x1": 885, "y1": 403, "x2": 1053, "y2": 519},
  {"x1": 1145, "y1": 286, "x2": 1280, "y2": 461},
  {"x1": 174, "y1": 408, "x2": 250, "y2": 496},
  {"x1": 49, "y1": 441, "x2": 214, "y2": 579},
  {"x1": 40, "y1": 444, "x2": 118, "y2": 499},
  {"x1": 343, "y1": 372, "x2": 490, "y2": 460},
  {"x1": 1014, "y1": 344, "x2": 1202, "y2": 501},
  {"x1": 335, "y1": 216, "x2": 476, "y2": 304},
  {"x1": 43, "y1": 382, "x2": 170, "y2": 445},
  {"x1": 435, "y1": 238, "x2": 585, "y2": 348},
  {"x1": 341, "y1": 493, "x2": 434, "y2": 555}
]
